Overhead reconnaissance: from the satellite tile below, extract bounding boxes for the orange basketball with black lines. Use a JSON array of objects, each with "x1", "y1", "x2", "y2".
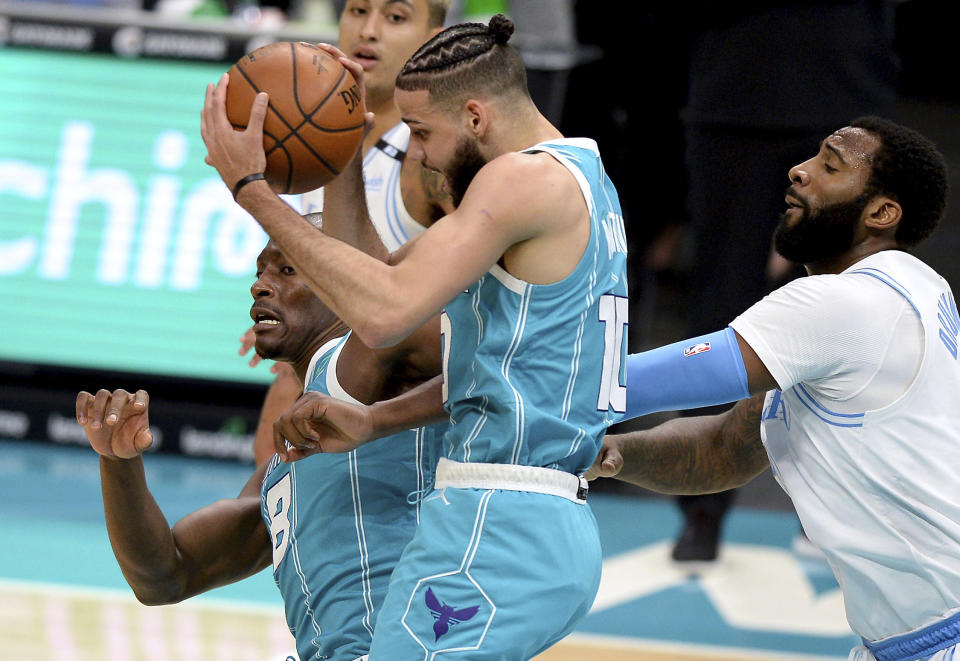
[{"x1": 225, "y1": 41, "x2": 365, "y2": 194}]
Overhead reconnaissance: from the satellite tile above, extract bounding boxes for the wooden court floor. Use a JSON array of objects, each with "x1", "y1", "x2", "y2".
[
  {"x1": 2, "y1": 580, "x2": 841, "y2": 661},
  {"x1": 1, "y1": 440, "x2": 851, "y2": 661}
]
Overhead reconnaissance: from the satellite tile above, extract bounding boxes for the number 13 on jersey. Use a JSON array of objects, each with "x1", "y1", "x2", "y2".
[{"x1": 598, "y1": 294, "x2": 628, "y2": 412}]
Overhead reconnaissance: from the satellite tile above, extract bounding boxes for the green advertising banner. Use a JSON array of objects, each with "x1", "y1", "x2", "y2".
[{"x1": 1, "y1": 47, "x2": 280, "y2": 384}]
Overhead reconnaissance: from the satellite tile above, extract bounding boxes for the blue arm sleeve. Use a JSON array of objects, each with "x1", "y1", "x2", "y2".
[{"x1": 624, "y1": 327, "x2": 750, "y2": 421}]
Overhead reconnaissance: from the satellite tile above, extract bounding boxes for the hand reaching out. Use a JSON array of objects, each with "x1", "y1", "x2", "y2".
[
  {"x1": 238, "y1": 326, "x2": 285, "y2": 374},
  {"x1": 273, "y1": 391, "x2": 376, "y2": 462},
  {"x1": 76, "y1": 389, "x2": 154, "y2": 460},
  {"x1": 584, "y1": 434, "x2": 624, "y2": 481}
]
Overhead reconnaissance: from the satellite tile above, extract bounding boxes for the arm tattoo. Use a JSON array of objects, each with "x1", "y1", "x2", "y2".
[{"x1": 615, "y1": 393, "x2": 768, "y2": 494}]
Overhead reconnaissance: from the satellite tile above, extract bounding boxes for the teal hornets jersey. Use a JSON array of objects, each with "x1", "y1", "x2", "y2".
[
  {"x1": 260, "y1": 334, "x2": 439, "y2": 661},
  {"x1": 440, "y1": 138, "x2": 628, "y2": 475}
]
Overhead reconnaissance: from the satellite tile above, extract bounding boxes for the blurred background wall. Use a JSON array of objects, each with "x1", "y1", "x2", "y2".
[{"x1": 1, "y1": 0, "x2": 957, "y2": 474}]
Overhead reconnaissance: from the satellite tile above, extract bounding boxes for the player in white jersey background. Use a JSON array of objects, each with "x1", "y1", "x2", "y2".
[
  {"x1": 241, "y1": 0, "x2": 454, "y2": 465},
  {"x1": 300, "y1": 0, "x2": 454, "y2": 246},
  {"x1": 590, "y1": 117, "x2": 959, "y2": 661},
  {"x1": 75, "y1": 215, "x2": 445, "y2": 661}
]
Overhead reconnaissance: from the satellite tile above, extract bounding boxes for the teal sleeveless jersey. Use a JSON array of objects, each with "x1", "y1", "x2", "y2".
[
  {"x1": 440, "y1": 138, "x2": 628, "y2": 475},
  {"x1": 260, "y1": 334, "x2": 443, "y2": 660}
]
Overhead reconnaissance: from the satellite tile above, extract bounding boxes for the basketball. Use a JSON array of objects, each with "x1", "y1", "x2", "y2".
[{"x1": 225, "y1": 41, "x2": 365, "y2": 195}]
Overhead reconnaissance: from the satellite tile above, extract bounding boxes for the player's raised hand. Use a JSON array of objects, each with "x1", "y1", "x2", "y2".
[
  {"x1": 315, "y1": 43, "x2": 376, "y2": 137},
  {"x1": 584, "y1": 434, "x2": 623, "y2": 481},
  {"x1": 238, "y1": 326, "x2": 263, "y2": 368},
  {"x1": 76, "y1": 389, "x2": 153, "y2": 460},
  {"x1": 273, "y1": 391, "x2": 375, "y2": 462},
  {"x1": 200, "y1": 73, "x2": 268, "y2": 191},
  {"x1": 238, "y1": 326, "x2": 284, "y2": 374}
]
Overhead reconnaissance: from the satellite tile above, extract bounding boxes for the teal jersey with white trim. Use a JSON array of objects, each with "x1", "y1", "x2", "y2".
[
  {"x1": 260, "y1": 334, "x2": 439, "y2": 661},
  {"x1": 440, "y1": 138, "x2": 628, "y2": 475}
]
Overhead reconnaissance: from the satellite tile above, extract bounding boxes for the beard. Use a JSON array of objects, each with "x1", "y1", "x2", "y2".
[
  {"x1": 445, "y1": 135, "x2": 487, "y2": 207},
  {"x1": 773, "y1": 190, "x2": 873, "y2": 264}
]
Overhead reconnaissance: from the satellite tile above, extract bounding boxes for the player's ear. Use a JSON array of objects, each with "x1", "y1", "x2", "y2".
[
  {"x1": 462, "y1": 99, "x2": 487, "y2": 139},
  {"x1": 864, "y1": 196, "x2": 902, "y2": 233}
]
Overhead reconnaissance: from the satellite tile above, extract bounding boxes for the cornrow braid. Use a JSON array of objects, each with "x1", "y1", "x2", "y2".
[{"x1": 396, "y1": 14, "x2": 529, "y2": 108}]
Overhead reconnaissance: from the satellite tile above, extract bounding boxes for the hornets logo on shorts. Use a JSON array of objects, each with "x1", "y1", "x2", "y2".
[{"x1": 424, "y1": 587, "x2": 479, "y2": 641}]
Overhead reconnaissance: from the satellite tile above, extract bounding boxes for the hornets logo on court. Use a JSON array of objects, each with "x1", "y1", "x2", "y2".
[{"x1": 763, "y1": 390, "x2": 790, "y2": 430}]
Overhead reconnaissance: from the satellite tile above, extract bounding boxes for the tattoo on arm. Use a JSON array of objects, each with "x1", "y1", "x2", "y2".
[{"x1": 615, "y1": 393, "x2": 768, "y2": 494}]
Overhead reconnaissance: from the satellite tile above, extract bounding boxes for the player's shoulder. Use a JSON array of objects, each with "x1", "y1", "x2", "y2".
[
  {"x1": 471, "y1": 149, "x2": 581, "y2": 208},
  {"x1": 487, "y1": 148, "x2": 570, "y2": 177},
  {"x1": 764, "y1": 269, "x2": 903, "y2": 317}
]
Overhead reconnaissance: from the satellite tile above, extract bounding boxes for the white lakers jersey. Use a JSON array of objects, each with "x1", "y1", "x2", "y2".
[
  {"x1": 732, "y1": 250, "x2": 960, "y2": 642},
  {"x1": 301, "y1": 122, "x2": 426, "y2": 252}
]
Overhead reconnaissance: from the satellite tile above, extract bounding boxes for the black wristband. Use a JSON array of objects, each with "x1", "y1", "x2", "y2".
[{"x1": 232, "y1": 172, "x2": 266, "y2": 200}]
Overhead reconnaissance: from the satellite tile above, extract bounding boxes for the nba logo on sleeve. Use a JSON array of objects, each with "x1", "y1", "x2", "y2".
[{"x1": 684, "y1": 342, "x2": 711, "y2": 357}]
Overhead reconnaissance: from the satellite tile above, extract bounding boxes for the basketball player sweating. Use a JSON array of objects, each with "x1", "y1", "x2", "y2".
[{"x1": 202, "y1": 16, "x2": 629, "y2": 660}]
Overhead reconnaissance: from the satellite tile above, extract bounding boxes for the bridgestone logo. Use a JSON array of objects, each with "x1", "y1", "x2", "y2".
[
  {"x1": 0, "y1": 410, "x2": 29, "y2": 438},
  {"x1": 141, "y1": 32, "x2": 227, "y2": 59},
  {"x1": 47, "y1": 412, "x2": 89, "y2": 445},
  {"x1": 181, "y1": 426, "x2": 254, "y2": 461},
  {"x1": 9, "y1": 22, "x2": 94, "y2": 50}
]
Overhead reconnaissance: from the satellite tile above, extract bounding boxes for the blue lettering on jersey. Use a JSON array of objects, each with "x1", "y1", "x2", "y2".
[
  {"x1": 938, "y1": 291, "x2": 959, "y2": 359},
  {"x1": 424, "y1": 587, "x2": 479, "y2": 642},
  {"x1": 763, "y1": 389, "x2": 790, "y2": 430}
]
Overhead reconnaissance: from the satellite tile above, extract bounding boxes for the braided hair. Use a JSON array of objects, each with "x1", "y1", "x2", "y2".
[{"x1": 396, "y1": 14, "x2": 529, "y2": 107}]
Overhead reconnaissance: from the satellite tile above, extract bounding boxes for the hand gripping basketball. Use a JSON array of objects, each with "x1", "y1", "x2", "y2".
[
  {"x1": 201, "y1": 73, "x2": 269, "y2": 198},
  {"x1": 222, "y1": 42, "x2": 366, "y2": 194}
]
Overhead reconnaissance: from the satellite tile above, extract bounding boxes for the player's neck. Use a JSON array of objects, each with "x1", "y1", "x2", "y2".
[
  {"x1": 805, "y1": 240, "x2": 900, "y2": 275},
  {"x1": 363, "y1": 96, "x2": 403, "y2": 154},
  {"x1": 494, "y1": 110, "x2": 563, "y2": 157}
]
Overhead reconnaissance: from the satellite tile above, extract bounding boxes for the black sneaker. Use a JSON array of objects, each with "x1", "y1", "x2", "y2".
[{"x1": 671, "y1": 511, "x2": 720, "y2": 562}]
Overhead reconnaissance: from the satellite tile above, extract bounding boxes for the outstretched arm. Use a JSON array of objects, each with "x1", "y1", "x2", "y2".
[
  {"x1": 588, "y1": 393, "x2": 769, "y2": 493},
  {"x1": 77, "y1": 390, "x2": 271, "y2": 605},
  {"x1": 274, "y1": 375, "x2": 446, "y2": 461},
  {"x1": 623, "y1": 328, "x2": 777, "y2": 421}
]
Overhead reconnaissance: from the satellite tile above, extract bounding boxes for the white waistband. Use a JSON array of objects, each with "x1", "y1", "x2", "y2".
[{"x1": 433, "y1": 458, "x2": 588, "y2": 504}]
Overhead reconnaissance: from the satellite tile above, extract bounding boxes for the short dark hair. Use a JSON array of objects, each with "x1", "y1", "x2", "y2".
[
  {"x1": 396, "y1": 14, "x2": 529, "y2": 108},
  {"x1": 850, "y1": 116, "x2": 949, "y2": 247},
  {"x1": 426, "y1": 0, "x2": 450, "y2": 28}
]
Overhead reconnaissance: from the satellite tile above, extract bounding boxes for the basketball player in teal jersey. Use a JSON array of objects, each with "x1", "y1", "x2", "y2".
[
  {"x1": 201, "y1": 15, "x2": 628, "y2": 658},
  {"x1": 243, "y1": 0, "x2": 454, "y2": 465},
  {"x1": 76, "y1": 217, "x2": 445, "y2": 661}
]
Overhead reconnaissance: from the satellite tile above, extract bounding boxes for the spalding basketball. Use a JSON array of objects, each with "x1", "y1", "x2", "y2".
[{"x1": 225, "y1": 41, "x2": 365, "y2": 194}]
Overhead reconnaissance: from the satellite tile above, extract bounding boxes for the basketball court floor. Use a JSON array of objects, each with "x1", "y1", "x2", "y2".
[{"x1": 0, "y1": 439, "x2": 858, "y2": 660}]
